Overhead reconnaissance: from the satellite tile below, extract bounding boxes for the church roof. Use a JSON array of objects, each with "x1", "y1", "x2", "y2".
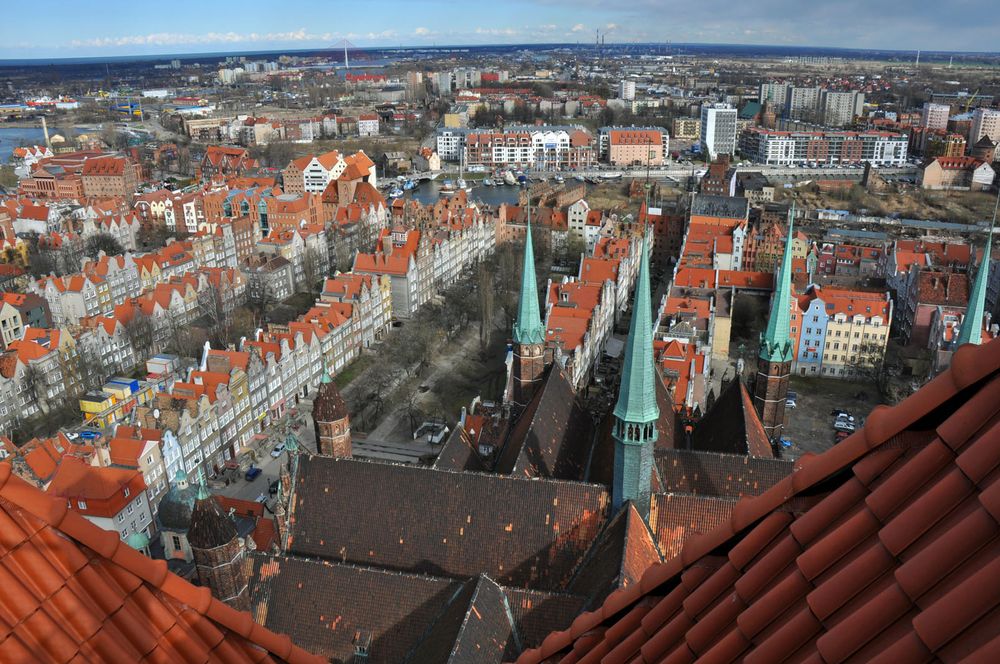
[
  {"x1": 566, "y1": 503, "x2": 663, "y2": 611},
  {"x1": 516, "y1": 336, "x2": 1000, "y2": 664},
  {"x1": 287, "y1": 456, "x2": 609, "y2": 591},
  {"x1": 0, "y1": 463, "x2": 323, "y2": 664},
  {"x1": 311, "y1": 371, "x2": 348, "y2": 422},
  {"x1": 435, "y1": 426, "x2": 488, "y2": 473},
  {"x1": 690, "y1": 380, "x2": 773, "y2": 458},
  {"x1": 246, "y1": 554, "x2": 585, "y2": 664},
  {"x1": 496, "y1": 364, "x2": 595, "y2": 481},
  {"x1": 654, "y1": 448, "x2": 794, "y2": 498},
  {"x1": 405, "y1": 574, "x2": 518, "y2": 663},
  {"x1": 188, "y1": 494, "x2": 239, "y2": 550}
]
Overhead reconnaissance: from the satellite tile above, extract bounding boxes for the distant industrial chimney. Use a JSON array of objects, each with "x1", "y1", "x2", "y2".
[{"x1": 41, "y1": 116, "x2": 51, "y2": 149}]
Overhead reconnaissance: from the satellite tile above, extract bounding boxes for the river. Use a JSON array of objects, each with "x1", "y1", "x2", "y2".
[
  {"x1": 0, "y1": 127, "x2": 48, "y2": 163},
  {"x1": 404, "y1": 179, "x2": 522, "y2": 208}
]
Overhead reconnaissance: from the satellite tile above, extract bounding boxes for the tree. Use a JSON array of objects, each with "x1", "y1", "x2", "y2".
[
  {"x1": 199, "y1": 282, "x2": 234, "y2": 348},
  {"x1": 0, "y1": 166, "x2": 17, "y2": 190},
  {"x1": 302, "y1": 245, "x2": 325, "y2": 296},
  {"x1": 20, "y1": 363, "x2": 50, "y2": 416},
  {"x1": 164, "y1": 313, "x2": 203, "y2": 359},
  {"x1": 100, "y1": 123, "x2": 128, "y2": 150},
  {"x1": 476, "y1": 262, "x2": 495, "y2": 353},
  {"x1": 84, "y1": 233, "x2": 125, "y2": 259},
  {"x1": 846, "y1": 340, "x2": 894, "y2": 398},
  {"x1": 123, "y1": 310, "x2": 156, "y2": 362}
]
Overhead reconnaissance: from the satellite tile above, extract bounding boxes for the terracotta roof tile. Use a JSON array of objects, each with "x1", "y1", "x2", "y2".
[
  {"x1": 515, "y1": 338, "x2": 1000, "y2": 664},
  {"x1": 0, "y1": 463, "x2": 323, "y2": 664}
]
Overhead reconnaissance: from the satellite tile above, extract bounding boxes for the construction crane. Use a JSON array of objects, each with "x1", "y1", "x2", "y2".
[{"x1": 963, "y1": 89, "x2": 980, "y2": 114}]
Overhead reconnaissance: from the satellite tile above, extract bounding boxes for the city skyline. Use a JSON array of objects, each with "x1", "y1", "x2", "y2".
[{"x1": 2, "y1": 0, "x2": 997, "y2": 59}]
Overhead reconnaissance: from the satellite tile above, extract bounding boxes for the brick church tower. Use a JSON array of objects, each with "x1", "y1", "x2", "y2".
[
  {"x1": 511, "y1": 218, "x2": 547, "y2": 406},
  {"x1": 753, "y1": 204, "x2": 795, "y2": 441},
  {"x1": 313, "y1": 369, "x2": 351, "y2": 457},
  {"x1": 188, "y1": 482, "x2": 249, "y2": 611}
]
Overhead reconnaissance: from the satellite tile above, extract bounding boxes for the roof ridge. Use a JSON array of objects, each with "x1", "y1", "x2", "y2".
[
  {"x1": 0, "y1": 464, "x2": 323, "y2": 664},
  {"x1": 516, "y1": 337, "x2": 1000, "y2": 663}
]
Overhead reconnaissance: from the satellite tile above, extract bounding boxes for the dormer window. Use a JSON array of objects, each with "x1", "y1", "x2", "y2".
[
  {"x1": 78, "y1": 500, "x2": 87, "y2": 510},
  {"x1": 124, "y1": 487, "x2": 131, "y2": 498}
]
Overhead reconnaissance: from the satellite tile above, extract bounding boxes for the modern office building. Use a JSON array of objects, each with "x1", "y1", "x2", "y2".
[{"x1": 700, "y1": 104, "x2": 738, "y2": 159}]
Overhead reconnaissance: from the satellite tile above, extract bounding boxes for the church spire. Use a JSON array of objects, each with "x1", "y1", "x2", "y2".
[
  {"x1": 759, "y1": 203, "x2": 796, "y2": 363},
  {"x1": 613, "y1": 235, "x2": 659, "y2": 425},
  {"x1": 513, "y1": 218, "x2": 545, "y2": 345},
  {"x1": 611, "y1": 234, "x2": 658, "y2": 515},
  {"x1": 957, "y1": 199, "x2": 996, "y2": 346}
]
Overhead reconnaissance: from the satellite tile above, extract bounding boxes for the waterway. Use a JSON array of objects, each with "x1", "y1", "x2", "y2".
[
  {"x1": 0, "y1": 127, "x2": 47, "y2": 163},
  {"x1": 403, "y1": 179, "x2": 521, "y2": 208}
]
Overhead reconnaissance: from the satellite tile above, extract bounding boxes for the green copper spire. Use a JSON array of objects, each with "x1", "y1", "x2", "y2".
[
  {"x1": 611, "y1": 234, "x2": 658, "y2": 515},
  {"x1": 613, "y1": 235, "x2": 660, "y2": 425},
  {"x1": 513, "y1": 219, "x2": 545, "y2": 345},
  {"x1": 196, "y1": 477, "x2": 210, "y2": 501},
  {"x1": 957, "y1": 218, "x2": 995, "y2": 346},
  {"x1": 759, "y1": 203, "x2": 796, "y2": 363}
]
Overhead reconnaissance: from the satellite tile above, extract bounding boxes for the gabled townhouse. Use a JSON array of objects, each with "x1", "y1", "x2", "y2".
[
  {"x1": 321, "y1": 272, "x2": 393, "y2": 348},
  {"x1": 0, "y1": 292, "x2": 51, "y2": 349},
  {"x1": 109, "y1": 425, "x2": 169, "y2": 524},
  {"x1": 79, "y1": 213, "x2": 141, "y2": 251},
  {"x1": 29, "y1": 273, "x2": 111, "y2": 325}
]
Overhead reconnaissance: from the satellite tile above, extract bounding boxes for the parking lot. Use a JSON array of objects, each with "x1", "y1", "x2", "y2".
[{"x1": 781, "y1": 376, "x2": 883, "y2": 462}]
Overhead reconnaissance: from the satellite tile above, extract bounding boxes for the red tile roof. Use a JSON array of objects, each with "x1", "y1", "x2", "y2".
[
  {"x1": 518, "y1": 337, "x2": 1000, "y2": 664},
  {"x1": 0, "y1": 462, "x2": 323, "y2": 663}
]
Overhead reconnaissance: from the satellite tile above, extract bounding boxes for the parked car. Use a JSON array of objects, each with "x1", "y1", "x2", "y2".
[
  {"x1": 78, "y1": 430, "x2": 101, "y2": 440},
  {"x1": 270, "y1": 442, "x2": 286, "y2": 458},
  {"x1": 831, "y1": 409, "x2": 851, "y2": 418},
  {"x1": 833, "y1": 415, "x2": 856, "y2": 433},
  {"x1": 245, "y1": 466, "x2": 262, "y2": 481},
  {"x1": 64, "y1": 432, "x2": 80, "y2": 441},
  {"x1": 268, "y1": 480, "x2": 280, "y2": 496},
  {"x1": 785, "y1": 391, "x2": 798, "y2": 408}
]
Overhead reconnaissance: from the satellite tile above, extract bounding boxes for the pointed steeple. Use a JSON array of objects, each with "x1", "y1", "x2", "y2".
[
  {"x1": 611, "y1": 235, "x2": 658, "y2": 515},
  {"x1": 613, "y1": 236, "x2": 659, "y2": 425},
  {"x1": 513, "y1": 219, "x2": 545, "y2": 345},
  {"x1": 759, "y1": 203, "x2": 796, "y2": 363},
  {"x1": 957, "y1": 222, "x2": 994, "y2": 346}
]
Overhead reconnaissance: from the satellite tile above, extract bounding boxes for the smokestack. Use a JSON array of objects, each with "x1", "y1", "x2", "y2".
[{"x1": 41, "y1": 116, "x2": 51, "y2": 149}]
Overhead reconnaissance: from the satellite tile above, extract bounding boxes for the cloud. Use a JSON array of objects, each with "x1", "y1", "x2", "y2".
[
  {"x1": 571, "y1": 23, "x2": 586, "y2": 32},
  {"x1": 413, "y1": 27, "x2": 431, "y2": 36},
  {"x1": 69, "y1": 29, "x2": 331, "y2": 48},
  {"x1": 474, "y1": 27, "x2": 519, "y2": 36},
  {"x1": 605, "y1": 23, "x2": 618, "y2": 31}
]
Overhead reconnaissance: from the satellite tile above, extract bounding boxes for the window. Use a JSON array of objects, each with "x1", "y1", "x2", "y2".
[
  {"x1": 121, "y1": 530, "x2": 128, "y2": 539},
  {"x1": 172, "y1": 535, "x2": 182, "y2": 550},
  {"x1": 117, "y1": 514, "x2": 125, "y2": 523},
  {"x1": 127, "y1": 504, "x2": 134, "y2": 515},
  {"x1": 130, "y1": 520, "x2": 136, "y2": 531},
  {"x1": 124, "y1": 487, "x2": 130, "y2": 498},
  {"x1": 78, "y1": 500, "x2": 87, "y2": 510}
]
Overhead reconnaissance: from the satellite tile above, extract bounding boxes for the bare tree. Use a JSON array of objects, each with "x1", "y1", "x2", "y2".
[
  {"x1": 20, "y1": 363, "x2": 50, "y2": 416},
  {"x1": 84, "y1": 233, "x2": 125, "y2": 259},
  {"x1": 302, "y1": 245, "x2": 325, "y2": 296},
  {"x1": 123, "y1": 310, "x2": 157, "y2": 361}
]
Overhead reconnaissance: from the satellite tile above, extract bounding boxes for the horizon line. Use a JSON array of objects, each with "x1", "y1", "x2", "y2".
[{"x1": 2, "y1": 40, "x2": 1000, "y2": 65}]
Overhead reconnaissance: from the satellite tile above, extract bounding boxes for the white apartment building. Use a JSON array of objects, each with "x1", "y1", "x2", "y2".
[
  {"x1": 786, "y1": 86, "x2": 821, "y2": 120},
  {"x1": 820, "y1": 91, "x2": 865, "y2": 127},
  {"x1": 971, "y1": 108, "x2": 1000, "y2": 144},
  {"x1": 618, "y1": 80, "x2": 636, "y2": 101},
  {"x1": 700, "y1": 104, "x2": 738, "y2": 159},
  {"x1": 436, "y1": 129, "x2": 468, "y2": 160},
  {"x1": 739, "y1": 128, "x2": 908, "y2": 166},
  {"x1": 921, "y1": 102, "x2": 951, "y2": 131}
]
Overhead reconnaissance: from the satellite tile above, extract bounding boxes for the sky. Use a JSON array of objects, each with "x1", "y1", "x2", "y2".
[{"x1": 0, "y1": 0, "x2": 996, "y2": 59}]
